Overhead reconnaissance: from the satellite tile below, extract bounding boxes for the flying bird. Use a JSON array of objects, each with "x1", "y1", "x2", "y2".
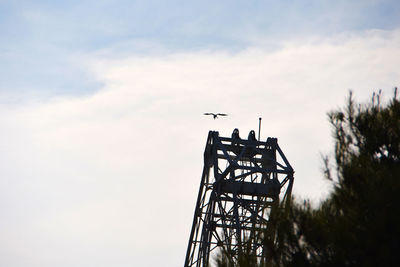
[{"x1": 204, "y1": 113, "x2": 228, "y2": 119}]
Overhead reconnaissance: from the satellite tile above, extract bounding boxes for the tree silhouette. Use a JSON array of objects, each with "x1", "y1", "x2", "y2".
[{"x1": 217, "y1": 89, "x2": 400, "y2": 266}]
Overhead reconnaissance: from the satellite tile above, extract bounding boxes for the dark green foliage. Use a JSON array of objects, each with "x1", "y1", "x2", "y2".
[{"x1": 217, "y1": 89, "x2": 400, "y2": 267}]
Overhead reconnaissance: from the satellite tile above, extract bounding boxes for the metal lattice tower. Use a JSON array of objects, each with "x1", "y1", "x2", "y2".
[{"x1": 184, "y1": 129, "x2": 294, "y2": 267}]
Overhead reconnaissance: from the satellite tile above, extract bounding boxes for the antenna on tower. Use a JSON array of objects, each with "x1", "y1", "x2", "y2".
[{"x1": 258, "y1": 117, "x2": 262, "y2": 141}]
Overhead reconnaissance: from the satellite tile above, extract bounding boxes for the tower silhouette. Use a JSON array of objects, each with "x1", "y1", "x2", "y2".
[{"x1": 184, "y1": 129, "x2": 294, "y2": 267}]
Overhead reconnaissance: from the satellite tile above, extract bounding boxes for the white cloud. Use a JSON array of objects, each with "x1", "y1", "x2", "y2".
[{"x1": 1, "y1": 28, "x2": 400, "y2": 267}]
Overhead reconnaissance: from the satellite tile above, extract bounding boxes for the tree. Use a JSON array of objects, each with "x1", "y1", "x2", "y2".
[{"x1": 217, "y1": 89, "x2": 400, "y2": 266}]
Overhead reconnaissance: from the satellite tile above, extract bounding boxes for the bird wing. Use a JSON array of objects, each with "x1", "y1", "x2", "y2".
[
  {"x1": 217, "y1": 113, "x2": 228, "y2": 116},
  {"x1": 204, "y1": 113, "x2": 214, "y2": 115}
]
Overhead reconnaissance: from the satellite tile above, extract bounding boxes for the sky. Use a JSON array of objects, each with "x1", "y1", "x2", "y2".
[{"x1": 1, "y1": 1, "x2": 400, "y2": 267}]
